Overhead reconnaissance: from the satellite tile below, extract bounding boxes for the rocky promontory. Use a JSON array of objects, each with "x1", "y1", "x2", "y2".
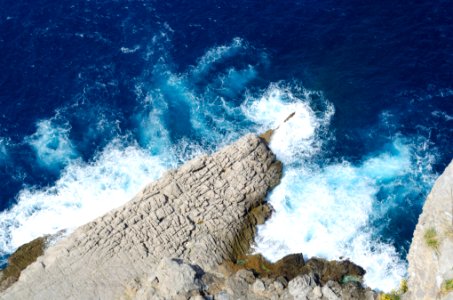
[{"x1": 0, "y1": 134, "x2": 377, "y2": 299}]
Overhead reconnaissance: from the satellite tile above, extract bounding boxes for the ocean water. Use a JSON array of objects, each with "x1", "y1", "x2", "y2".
[{"x1": 0, "y1": 0, "x2": 452, "y2": 292}]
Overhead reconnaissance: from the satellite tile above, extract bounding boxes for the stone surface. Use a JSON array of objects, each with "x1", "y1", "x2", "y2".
[
  {"x1": 123, "y1": 254, "x2": 377, "y2": 299},
  {"x1": 0, "y1": 134, "x2": 282, "y2": 300},
  {"x1": 406, "y1": 160, "x2": 453, "y2": 300},
  {"x1": 123, "y1": 258, "x2": 375, "y2": 300},
  {"x1": 153, "y1": 258, "x2": 201, "y2": 297}
]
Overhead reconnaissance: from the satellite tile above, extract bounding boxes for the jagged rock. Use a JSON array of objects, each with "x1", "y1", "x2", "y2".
[
  {"x1": 253, "y1": 278, "x2": 266, "y2": 294},
  {"x1": 406, "y1": 160, "x2": 453, "y2": 300},
  {"x1": 140, "y1": 255, "x2": 371, "y2": 300},
  {"x1": 288, "y1": 273, "x2": 319, "y2": 299},
  {"x1": 0, "y1": 134, "x2": 282, "y2": 300},
  {"x1": 303, "y1": 257, "x2": 365, "y2": 285},
  {"x1": 225, "y1": 269, "x2": 256, "y2": 297},
  {"x1": 131, "y1": 256, "x2": 375, "y2": 300},
  {"x1": 322, "y1": 281, "x2": 342, "y2": 300}
]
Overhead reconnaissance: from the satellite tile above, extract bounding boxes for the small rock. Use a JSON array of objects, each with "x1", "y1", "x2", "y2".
[
  {"x1": 288, "y1": 273, "x2": 318, "y2": 299},
  {"x1": 226, "y1": 270, "x2": 255, "y2": 297},
  {"x1": 309, "y1": 286, "x2": 323, "y2": 299},
  {"x1": 235, "y1": 269, "x2": 256, "y2": 284},
  {"x1": 272, "y1": 253, "x2": 305, "y2": 280},
  {"x1": 276, "y1": 276, "x2": 288, "y2": 288},
  {"x1": 155, "y1": 258, "x2": 201, "y2": 297},
  {"x1": 273, "y1": 280, "x2": 285, "y2": 292},
  {"x1": 321, "y1": 281, "x2": 341, "y2": 300},
  {"x1": 253, "y1": 278, "x2": 266, "y2": 294},
  {"x1": 340, "y1": 282, "x2": 364, "y2": 299},
  {"x1": 163, "y1": 182, "x2": 183, "y2": 199}
]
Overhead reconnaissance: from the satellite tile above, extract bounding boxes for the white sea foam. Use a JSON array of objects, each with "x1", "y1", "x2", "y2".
[
  {"x1": 191, "y1": 37, "x2": 245, "y2": 78},
  {"x1": 0, "y1": 137, "x2": 8, "y2": 161},
  {"x1": 243, "y1": 83, "x2": 333, "y2": 163},
  {"x1": 120, "y1": 45, "x2": 141, "y2": 54},
  {"x1": 135, "y1": 93, "x2": 173, "y2": 154},
  {"x1": 432, "y1": 110, "x2": 453, "y2": 121},
  {"x1": 254, "y1": 151, "x2": 410, "y2": 291},
  {"x1": 244, "y1": 83, "x2": 423, "y2": 292},
  {"x1": 0, "y1": 35, "x2": 435, "y2": 293},
  {"x1": 215, "y1": 66, "x2": 257, "y2": 98},
  {"x1": 25, "y1": 119, "x2": 78, "y2": 170},
  {"x1": 133, "y1": 61, "x2": 426, "y2": 292},
  {"x1": 0, "y1": 36, "x2": 248, "y2": 258},
  {"x1": 135, "y1": 37, "x2": 258, "y2": 148},
  {"x1": 0, "y1": 139, "x2": 172, "y2": 256}
]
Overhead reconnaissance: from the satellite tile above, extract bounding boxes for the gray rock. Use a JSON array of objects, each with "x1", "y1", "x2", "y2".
[
  {"x1": 253, "y1": 278, "x2": 266, "y2": 294},
  {"x1": 274, "y1": 280, "x2": 285, "y2": 293},
  {"x1": 321, "y1": 281, "x2": 341, "y2": 300},
  {"x1": 235, "y1": 269, "x2": 256, "y2": 284},
  {"x1": 288, "y1": 273, "x2": 318, "y2": 300},
  {"x1": 0, "y1": 134, "x2": 282, "y2": 300},
  {"x1": 226, "y1": 269, "x2": 255, "y2": 297},
  {"x1": 309, "y1": 286, "x2": 322, "y2": 299},
  {"x1": 154, "y1": 258, "x2": 201, "y2": 297},
  {"x1": 406, "y1": 160, "x2": 453, "y2": 300}
]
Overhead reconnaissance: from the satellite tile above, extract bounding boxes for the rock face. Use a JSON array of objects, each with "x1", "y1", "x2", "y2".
[
  {"x1": 0, "y1": 134, "x2": 282, "y2": 300},
  {"x1": 406, "y1": 160, "x2": 453, "y2": 300}
]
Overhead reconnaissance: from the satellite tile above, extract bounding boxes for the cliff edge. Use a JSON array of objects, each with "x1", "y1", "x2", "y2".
[{"x1": 406, "y1": 160, "x2": 453, "y2": 300}]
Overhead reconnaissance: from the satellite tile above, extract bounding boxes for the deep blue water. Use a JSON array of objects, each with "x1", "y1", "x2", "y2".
[{"x1": 0, "y1": 0, "x2": 452, "y2": 291}]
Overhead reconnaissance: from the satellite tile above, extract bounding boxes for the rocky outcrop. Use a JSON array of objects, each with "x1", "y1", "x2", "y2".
[
  {"x1": 0, "y1": 134, "x2": 282, "y2": 300},
  {"x1": 0, "y1": 132, "x2": 378, "y2": 300},
  {"x1": 405, "y1": 160, "x2": 453, "y2": 300},
  {"x1": 124, "y1": 255, "x2": 377, "y2": 300}
]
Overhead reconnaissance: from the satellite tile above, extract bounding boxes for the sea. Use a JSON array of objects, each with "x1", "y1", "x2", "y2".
[{"x1": 0, "y1": 0, "x2": 452, "y2": 292}]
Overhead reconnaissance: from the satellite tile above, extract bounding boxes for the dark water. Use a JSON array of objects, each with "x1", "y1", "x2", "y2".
[{"x1": 0, "y1": 0, "x2": 452, "y2": 291}]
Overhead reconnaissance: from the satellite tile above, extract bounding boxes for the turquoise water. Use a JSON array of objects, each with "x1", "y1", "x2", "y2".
[{"x1": 0, "y1": 0, "x2": 452, "y2": 291}]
